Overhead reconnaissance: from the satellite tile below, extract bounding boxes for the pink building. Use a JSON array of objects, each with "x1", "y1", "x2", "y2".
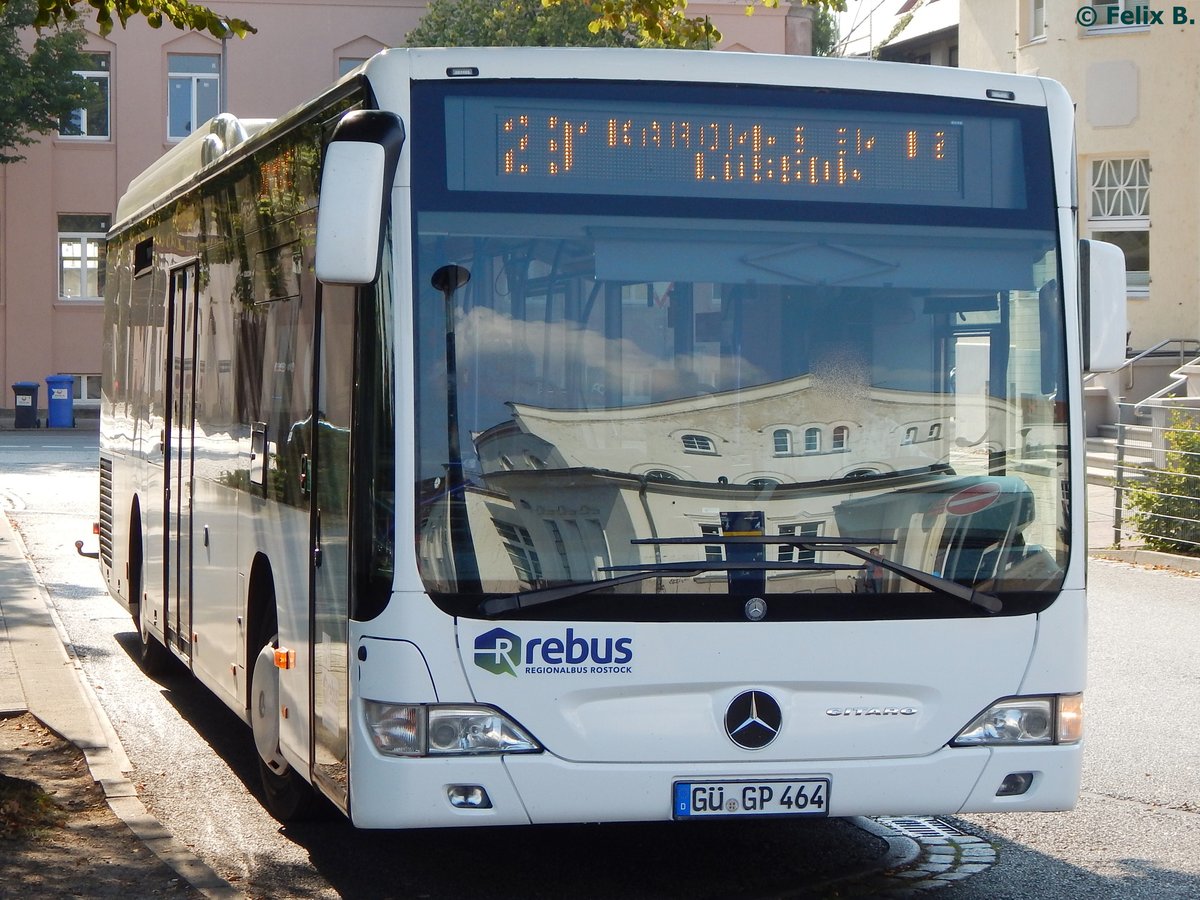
[{"x1": 0, "y1": 0, "x2": 801, "y2": 417}]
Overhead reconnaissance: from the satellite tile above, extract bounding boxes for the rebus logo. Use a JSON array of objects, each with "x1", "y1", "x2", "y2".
[
  {"x1": 475, "y1": 628, "x2": 522, "y2": 677},
  {"x1": 472, "y1": 627, "x2": 634, "y2": 676}
]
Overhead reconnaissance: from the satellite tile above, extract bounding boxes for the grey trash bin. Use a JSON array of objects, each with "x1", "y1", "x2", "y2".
[{"x1": 12, "y1": 382, "x2": 39, "y2": 429}]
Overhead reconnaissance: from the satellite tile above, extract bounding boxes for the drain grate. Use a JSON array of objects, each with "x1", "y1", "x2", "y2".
[{"x1": 875, "y1": 815, "x2": 968, "y2": 841}]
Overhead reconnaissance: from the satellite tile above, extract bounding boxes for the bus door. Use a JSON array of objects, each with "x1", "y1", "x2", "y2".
[
  {"x1": 165, "y1": 262, "x2": 199, "y2": 659},
  {"x1": 309, "y1": 284, "x2": 355, "y2": 811}
]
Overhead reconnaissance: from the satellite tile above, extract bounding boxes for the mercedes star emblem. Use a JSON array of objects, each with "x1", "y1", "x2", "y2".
[{"x1": 725, "y1": 690, "x2": 782, "y2": 750}]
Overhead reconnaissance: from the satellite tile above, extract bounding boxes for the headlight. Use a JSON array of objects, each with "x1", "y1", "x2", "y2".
[
  {"x1": 364, "y1": 701, "x2": 541, "y2": 757},
  {"x1": 951, "y1": 694, "x2": 1082, "y2": 747}
]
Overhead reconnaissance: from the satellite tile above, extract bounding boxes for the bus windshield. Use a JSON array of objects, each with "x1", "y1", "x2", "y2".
[{"x1": 412, "y1": 81, "x2": 1068, "y2": 621}]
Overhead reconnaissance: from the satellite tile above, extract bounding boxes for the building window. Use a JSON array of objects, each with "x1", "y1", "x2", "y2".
[
  {"x1": 58, "y1": 215, "x2": 109, "y2": 299},
  {"x1": 778, "y1": 522, "x2": 822, "y2": 564},
  {"x1": 644, "y1": 470, "x2": 680, "y2": 481},
  {"x1": 1029, "y1": 0, "x2": 1046, "y2": 39},
  {"x1": 747, "y1": 478, "x2": 781, "y2": 491},
  {"x1": 338, "y1": 57, "x2": 368, "y2": 77},
  {"x1": 65, "y1": 374, "x2": 102, "y2": 406},
  {"x1": 168, "y1": 53, "x2": 219, "y2": 141},
  {"x1": 59, "y1": 52, "x2": 110, "y2": 139},
  {"x1": 803, "y1": 427, "x2": 821, "y2": 453},
  {"x1": 681, "y1": 434, "x2": 717, "y2": 454},
  {"x1": 1085, "y1": 0, "x2": 1152, "y2": 31},
  {"x1": 773, "y1": 429, "x2": 792, "y2": 455},
  {"x1": 700, "y1": 523, "x2": 723, "y2": 562},
  {"x1": 493, "y1": 520, "x2": 543, "y2": 587},
  {"x1": 929, "y1": 423, "x2": 942, "y2": 440},
  {"x1": 832, "y1": 425, "x2": 849, "y2": 451},
  {"x1": 544, "y1": 520, "x2": 572, "y2": 578},
  {"x1": 1090, "y1": 158, "x2": 1150, "y2": 294},
  {"x1": 903, "y1": 426, "x2": 918, "y2": 445}
]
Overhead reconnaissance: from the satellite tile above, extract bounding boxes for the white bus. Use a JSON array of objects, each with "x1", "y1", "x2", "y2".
[{"x1": 99, "y1": 48, "x2": 1126, "y2": 827}]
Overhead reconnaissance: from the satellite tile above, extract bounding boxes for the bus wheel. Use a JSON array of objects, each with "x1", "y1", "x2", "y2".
[
  {"x1": 250, "y1": 636, "x2": 318, "y2": 821},
  {"x1": 129, "y1": 530, "x2": 171, "y2": 677},
  {"x1": 136, "y1": 604, "x2": 173, "y2": 676}
]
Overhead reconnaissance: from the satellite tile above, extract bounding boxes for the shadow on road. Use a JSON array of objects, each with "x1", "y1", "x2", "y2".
[{"x1": 113, "y1": 629, "x2": 891, "y2": 898}]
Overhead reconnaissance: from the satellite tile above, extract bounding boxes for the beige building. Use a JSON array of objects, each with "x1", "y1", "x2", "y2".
[
  {"x1": 0, "y1": 0, "x2": 798, "y2": 418},
  {"x1": 960, "y1": 0, "x2": 1200, "y2": 411}
]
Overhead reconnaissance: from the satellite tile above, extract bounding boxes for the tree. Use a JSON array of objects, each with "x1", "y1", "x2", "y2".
[
  {"x1": 2, "y1": 0, "x2": 254, "y2": 38},
  {"x1": 408, "y1": 0, "x2": 843, "y2": 49},
  {"x1": 406, "y1": 0, "x2": 635, "y2": 48},
  {"x1": 810, "y1": 3, "x2": 839, "y2": 56},
  {"x1": 0, "y1": 0, "x2": 99, "y2": 163}
]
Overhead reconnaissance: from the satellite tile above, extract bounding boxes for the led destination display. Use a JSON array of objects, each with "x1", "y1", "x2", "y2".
[{"x1": 444, "y1": 95, "x2": 1029, "y2": 209}]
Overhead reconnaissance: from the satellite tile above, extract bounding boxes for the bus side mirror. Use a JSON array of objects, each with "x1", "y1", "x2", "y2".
[
  {"x1": 315, "y1": 111, "x2": 405, "y2": 286},
  {"x1": 1079, "y1": 239, "x2": 1127, "y2": 373}
]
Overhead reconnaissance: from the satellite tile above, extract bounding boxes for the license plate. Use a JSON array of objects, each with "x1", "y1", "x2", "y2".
[{"x1": 673, "y1": 778, "x2": 830, "y2": 819}]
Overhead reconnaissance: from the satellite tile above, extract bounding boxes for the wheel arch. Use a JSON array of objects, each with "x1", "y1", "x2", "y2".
[
  {"x1": 127, "y1": 496, "x2": 143, "y2": 620},
  {"x1": 245, "y1": 552, "x2": 278, "y2": 710}
]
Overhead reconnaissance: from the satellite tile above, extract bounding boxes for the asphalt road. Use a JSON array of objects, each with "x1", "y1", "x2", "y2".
[{"x1": 4, "y1": 428, "x2": 1199, "y2": 898}]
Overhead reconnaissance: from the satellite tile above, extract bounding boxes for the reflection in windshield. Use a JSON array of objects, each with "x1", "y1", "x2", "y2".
[{"x1": 414, "y1": 214, "x2": 1068, "y2": 616}]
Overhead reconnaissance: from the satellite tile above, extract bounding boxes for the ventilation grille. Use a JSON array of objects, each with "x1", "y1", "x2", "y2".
[{"x1": 98, "y1": 456, "x2": 114, "y2": 568}]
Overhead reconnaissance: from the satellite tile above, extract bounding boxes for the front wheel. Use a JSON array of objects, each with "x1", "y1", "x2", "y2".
[
  {"x1": 136, "y1": 602, "x2": 174, "y2": 676},
  {"x1": 129, "y1": 527, "x2": 172, "y2": 677},
  {"x1": 250, "y1": 636, "x2": 319, "y2": 822}
]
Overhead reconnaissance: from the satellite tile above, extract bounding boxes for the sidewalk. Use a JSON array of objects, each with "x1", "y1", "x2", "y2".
[{"x1": 0, "y1": 511, "x2": 238, "y2": 898}]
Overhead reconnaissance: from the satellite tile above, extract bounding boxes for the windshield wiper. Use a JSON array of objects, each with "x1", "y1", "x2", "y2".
[
  {"x1": 635, "y1": 536, "x2": 1003, "y2": 615},
  {"x1": 478, "y1": 559, "x2": 859, "y2": 617},
  {"x1": 479, "y1": 535, "x2": 1001, "y2": 617},
  {"x1": 480, "y1": 568, "x2": 692, "y2": 616}
]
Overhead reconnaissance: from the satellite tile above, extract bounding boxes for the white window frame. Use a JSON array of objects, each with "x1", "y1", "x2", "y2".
[
  {"x1": 64, "y1": 373, "x2": 102, "y2": 407},
  {"x1": 167, "y1": 53, "x2": 220, "y2": 141},
  {"x1": 1032, "y1": 0, "x2": 1046, "y2": 38},
  {"x1": 772, "y1": 428, "x2": 792, "y2": 456},
  {"x1": 1085, "y1": 0, "x2": 1152, "y2": 33},
  {"x1": 778, "y1": 522, "x2": 822, "y2": 564},
  {"x1": 58, "y1": 215, "x2": 109, "y2": 300},
  {"x1": 1088, "y1": 158, "x2": 1150, "y2": 296},
  {"x1": 493, "y1": 519, "x2": 543, "y2": 587},
  {"x1": 59, "y1": 52, "x2": 111, "y2": 140},
  {"x1": 681, "y1": 434, "x2": 718, "y2": 455},
  {"x1": 803, "y1": 427, "x2": 821, "y2": 454}
]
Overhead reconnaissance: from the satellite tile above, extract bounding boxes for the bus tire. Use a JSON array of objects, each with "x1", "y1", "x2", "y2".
[
  {"x1": 129, "y1": 514, "x2": 172, "y2": 677},
  {"x1": 250, "y1": 633, "x2": 319, "y2": 822}
]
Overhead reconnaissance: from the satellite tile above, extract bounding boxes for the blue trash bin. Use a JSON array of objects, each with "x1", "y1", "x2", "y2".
[
  {"x1": 45, "y1": 374, "x2": 75, "y2": 428},
  {"x1": 12, "y1": 382, "x2": 39, "y2": 429}
]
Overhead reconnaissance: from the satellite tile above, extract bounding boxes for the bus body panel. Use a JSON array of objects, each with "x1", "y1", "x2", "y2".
[
  {"x1": 100, "y1": 48, "x2": 1093, "y2": 828},
  {"x1": 451, "y1": 616, "x2": 1039, "y2": 763},
  {"x1": 346, "y1": 738, "x2": 1082, "y2": 829}
]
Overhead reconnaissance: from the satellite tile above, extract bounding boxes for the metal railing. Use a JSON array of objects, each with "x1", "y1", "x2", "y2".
[
  {"x1": 1111, "y1": 400, "x2": 1200, "y2": 554},
  {"x1": 1082, "y1": 338, "x2": 1200, "y2": 394}
]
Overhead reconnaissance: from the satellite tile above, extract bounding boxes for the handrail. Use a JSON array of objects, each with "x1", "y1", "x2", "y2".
[
  {"x1": 1083, "y1": 338, "x2": 1200, "y2": 387},
  {"x1": 1134, "y1": 352, "x2": 1200, "y2": 416}
]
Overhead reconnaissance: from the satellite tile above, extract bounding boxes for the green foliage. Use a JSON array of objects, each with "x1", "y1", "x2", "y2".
[
  {"x1": 407, "y1": 0, "x2": 632, "y2": 48},
  {"x1": 408, "y1": 0, "x2": 842, "y2": 50},
  {"x1": 1125, "y1": 410, "x2": 1200, "y2": 555},
  {"x1": 0, "y1": 0, "x2": 96, "y2": 163},
  {"x1": 3, "y1": 0, "x2": 254, "y2": 38},
  {"x1": 810, "y1": 4, "x2": 839, "y2": 56},
  {"x1": 873, "y1": 10, "x2": 913, "y2": 58}
]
